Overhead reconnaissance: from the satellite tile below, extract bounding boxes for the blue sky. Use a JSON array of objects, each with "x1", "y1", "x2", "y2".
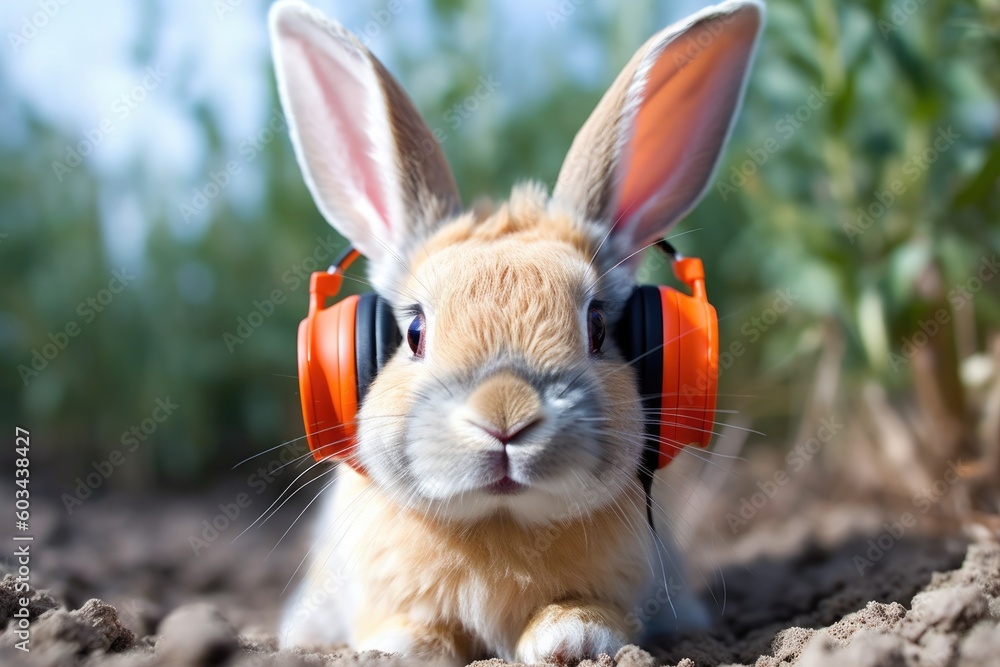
[{"x1": 1, "y1": 0, "x2": 714, "y2": 264}]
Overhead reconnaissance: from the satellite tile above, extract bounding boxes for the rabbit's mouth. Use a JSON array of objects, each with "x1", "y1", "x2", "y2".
[{"x1": 484, "y1": 475, "x2": 527, "y2": 495}]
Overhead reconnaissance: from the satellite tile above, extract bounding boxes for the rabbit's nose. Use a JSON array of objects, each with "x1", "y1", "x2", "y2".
[
  {"x1": 463, "y1": 371, "x2": 543, "y2": 443},
  {"x1": 472, "y1": 417, "x2": 542, "y2": 446}
]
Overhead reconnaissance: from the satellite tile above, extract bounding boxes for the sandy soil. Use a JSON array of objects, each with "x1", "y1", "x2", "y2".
[{"x1": 1, "y1": 459, "x2": 998, "y2": 667}]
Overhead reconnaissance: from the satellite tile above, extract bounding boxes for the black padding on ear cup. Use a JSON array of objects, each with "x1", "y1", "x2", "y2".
[
  {"x1": 613, "y1": 289, "x2": 644, "y2": 388},
  {"x1": 615, "y1": 286, "x2": 664, "y2": 528},
  {"x1": 374, "y1": 295, "x2": 401, "y2": 369},
  {"x1": 355, "y1": 292, "x2": 379, "y2": 403},
  {"x1": 355, "y1": 293, "x2": 403, "y2": 404},
  {"x1": 638, "y1": 286, "x2": 664, "y2": 478}
]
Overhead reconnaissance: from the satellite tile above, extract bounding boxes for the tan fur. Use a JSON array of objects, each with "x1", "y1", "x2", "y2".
[
  {"x1": 317, "y1": 465, "x2": 650, "y2": 661},
  {"x1": 415, "y1": 184, "x2": 594, "y2": 262},
  {"x1": 394, "y1": 188, "x2": 592, "y2": 372},
  {"x1": 465, "y1": 372, "x2": 542, "y2": 435}
]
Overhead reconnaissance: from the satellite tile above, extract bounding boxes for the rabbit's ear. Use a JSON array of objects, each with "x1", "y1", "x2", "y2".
[
  {"x1": 270, "y1": 0, "x2": 460, "y2": 268},
  {"x1": 553, "y1": 0, "x2": 763, "y2": 262}
]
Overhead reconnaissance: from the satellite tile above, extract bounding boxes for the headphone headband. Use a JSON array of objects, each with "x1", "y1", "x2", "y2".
[{"x1": 297, "y1": 245, "x2": 718, "y2": 476}]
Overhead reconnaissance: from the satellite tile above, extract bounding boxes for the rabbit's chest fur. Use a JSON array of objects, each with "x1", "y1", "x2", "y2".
[{"x1": 296, "y1": 466, "x2": 656, "y2": 657}]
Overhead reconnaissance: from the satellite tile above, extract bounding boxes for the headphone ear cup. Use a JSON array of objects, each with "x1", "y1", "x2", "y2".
[
  {"x1": 657, "y1": 287, "x2": 683, "y2": 468},
  {"x1": 616, "y1": 284, "x2": 714, "y2": 470},
  {"x1": 673, "y1": 292, "x2": 718, "y2": 450},
  {"x1": 702, "y1": 302, "x2": 719, "y2": 444},
  {"x1": 297, "y1": 316, "x2": 324, "y2": 455},
  {"x1": 354, "y1": 293, "x2": 402, "y2": 403},
  {"x1": 298, "y1": 295, "x2": 361, "y2": 464}
]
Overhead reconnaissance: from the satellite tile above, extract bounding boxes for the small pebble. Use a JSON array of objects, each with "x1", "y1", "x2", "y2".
[{"x1": 157, "y1": 603, "x2": 238, "y2": 666}]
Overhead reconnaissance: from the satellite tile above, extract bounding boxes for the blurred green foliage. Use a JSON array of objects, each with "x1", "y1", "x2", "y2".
[{"x1": 2, "y1": 0, "x2": 997, "y2": 490}]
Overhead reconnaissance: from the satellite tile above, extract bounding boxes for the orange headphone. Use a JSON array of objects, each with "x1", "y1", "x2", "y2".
[{"x1": 297, "y1": 243, "x2": 718, "y2": 474}]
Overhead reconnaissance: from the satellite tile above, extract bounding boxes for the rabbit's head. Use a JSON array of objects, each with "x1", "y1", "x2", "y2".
[{"x1": 271, "y1": 0, "x2": 763, "y2": 524}]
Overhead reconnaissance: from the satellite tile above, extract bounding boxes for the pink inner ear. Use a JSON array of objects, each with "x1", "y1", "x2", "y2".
[
  {"x1": 291, "y1": 36, "x2": 391, "y2": 233},
  {"x1": 613, "y1": 11, "x2": 760, "y2": 231}
]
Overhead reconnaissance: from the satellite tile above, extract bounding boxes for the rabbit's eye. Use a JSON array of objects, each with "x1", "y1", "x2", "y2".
[
  {"x1": 407, "y1": 313, "x2": 426, "y2": 357},
  {"x1": 588, "y1": 307, "x2": 606, "y2": 354}
]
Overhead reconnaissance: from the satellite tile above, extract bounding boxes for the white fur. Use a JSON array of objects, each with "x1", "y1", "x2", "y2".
[{"x1": 516, "y1": 612, "x2": 626, "y2": 664}]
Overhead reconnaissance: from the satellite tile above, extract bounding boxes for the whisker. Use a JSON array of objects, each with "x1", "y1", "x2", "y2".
[
  {"x1": 621, "y1": 471, "x2": 724, "y2": 613},
  {"x1": 601, "y1": 427, "x2": 748, "y2": 471},
  {"x1": 265, "y1": 471, "x2": 339, "y2": 561},
  {"x1": 584, "y1": 238, "x2": 670, "y2": 298},
  {"x1": 233, "y1": 456, "x2": 328, "y2": 543},
  {"x1": 230, "y1": 427, "x2": 339, "y2": 470},
  {"x1": 334, "y1": 269, "x2": 426, "y2": 305},
  {"x1": 241, "y1": 426, "x2": 405, "y2": 544},
  {"x1": 605, "y1": 394, "x2": 756, "y2": 405},
  {"x1": 617, "y1": 479, "x2": 678, "y2": 618},
  {"x1": 612, "y1": 401, "x2": 746, "y2": 411},
  {"x1": 583, "y1": 195, "x2": 640, "y2": 277},
  {"x1": 644, "y1": 419, "x2": 766, "y2": 440},
  {"x1": 230, "y1": 413, "x2": 407, "y2": 469},
  {"x1": 281, "y1": 476, "x2": 385, "y2": 596}
]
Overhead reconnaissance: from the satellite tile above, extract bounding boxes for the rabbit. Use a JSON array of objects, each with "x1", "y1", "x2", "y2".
[{"x1": 269, "y1": 0, "x2": 763, "y2": 663}]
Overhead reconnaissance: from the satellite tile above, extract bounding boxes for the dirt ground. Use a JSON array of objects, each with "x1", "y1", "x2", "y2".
[{"x1": 1, "y1": 450, "x2": 998, "y2": 667}]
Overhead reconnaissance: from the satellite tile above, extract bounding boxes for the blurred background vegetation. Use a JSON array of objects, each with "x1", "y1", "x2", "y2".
[{"x1": 1, "y1": 0, "x2": 997, "y2": 510}]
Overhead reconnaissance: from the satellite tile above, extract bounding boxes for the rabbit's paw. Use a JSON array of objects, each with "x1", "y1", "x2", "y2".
[{"x1": 516, "y1": 602, "x2": 627, "y2": 665}]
